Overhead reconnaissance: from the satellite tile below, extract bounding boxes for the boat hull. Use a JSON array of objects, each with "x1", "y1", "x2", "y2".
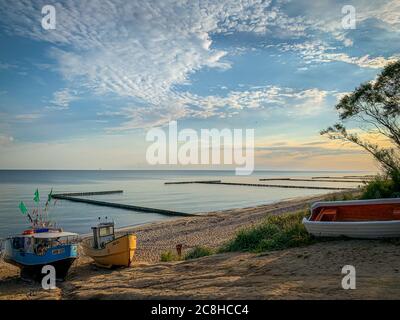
[
  {"x1": 82, "y1": 234, "x2": 136, "y2": 268},
  {"x1": 5, "y1": 256, "x2": 76, "y2": 281},
  {"x1": 4, "y1": 241, "x2": 78, "y2": 281},
  {"x1": 303, "y1": 217, "x2": 400, "y2": 238}
]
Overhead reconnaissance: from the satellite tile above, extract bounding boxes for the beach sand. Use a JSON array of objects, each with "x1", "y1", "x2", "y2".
[{"x1": 1, "y1": 193, "x2": 400, "y2": 300}]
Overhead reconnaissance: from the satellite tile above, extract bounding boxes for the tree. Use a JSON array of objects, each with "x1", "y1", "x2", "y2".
[{"x1": 321, "y1": 60, "x2": 400, "y2": 175}]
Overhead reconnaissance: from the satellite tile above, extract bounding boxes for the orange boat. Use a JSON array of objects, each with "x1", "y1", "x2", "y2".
[{"x1": 303, "y1": 198, "x2": 400, "y2": 238}]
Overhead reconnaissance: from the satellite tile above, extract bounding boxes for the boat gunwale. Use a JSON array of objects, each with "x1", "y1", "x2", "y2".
[
  {"x1": 311, "y1": 198, "x2": 400, "y2": 212},
  {"x1": 302, "y1": 217, "x2": 400, "y2": 225}
]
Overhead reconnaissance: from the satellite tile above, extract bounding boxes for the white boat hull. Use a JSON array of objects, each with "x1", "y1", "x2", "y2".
[{"x1": 302, "y1": 217, "x2": 400, "y2": 239}]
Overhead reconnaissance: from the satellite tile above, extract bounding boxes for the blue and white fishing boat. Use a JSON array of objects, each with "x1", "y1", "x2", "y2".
[
  {"x1": 3, "y1": 189, "x2": 79, "y2": 281},
  {"x1": 4, "y1": 228, "x2": 78, "y2": 281}
]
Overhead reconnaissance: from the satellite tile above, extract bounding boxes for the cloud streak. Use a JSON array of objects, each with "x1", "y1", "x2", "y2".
[
  {"x1": 276, "y1": 41, "x2": 400, "y2": 69},
  {"x1": 105, "y1": 86, "x2": 334, "y2": 130}
]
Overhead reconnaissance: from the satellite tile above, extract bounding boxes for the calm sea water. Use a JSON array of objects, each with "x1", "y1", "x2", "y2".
[{"x1": 0, "y1": 170, "x2": 372, "y2": 238}]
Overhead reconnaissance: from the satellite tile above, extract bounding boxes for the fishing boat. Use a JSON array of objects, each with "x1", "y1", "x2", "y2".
[
  {"x1": 303, "y1": 198, "x2": 400, "y2": 238},
  {"x1": 82, "y1": 219, "x2": 136, "y2": 268},
  {"x1": 4, "y1": 228, "x2": 78, "y2": 281},
  {"x1": 3, "y1": 189, "x2": 78, "y2": 281}
]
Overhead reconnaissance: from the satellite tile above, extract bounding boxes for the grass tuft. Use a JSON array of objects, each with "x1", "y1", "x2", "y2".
[
  {"x1": 220, "y1": 211, "x2": 317, "y2": 253},
  {"x1": 325, "y1": 191, "x2": 358, "y2": 201},
  {"x1": 160, "y1": 250, "x2": 180, "y2": 262},
  {"x1": 184, "y1": 246, "x2": 214, "y2": 260}
]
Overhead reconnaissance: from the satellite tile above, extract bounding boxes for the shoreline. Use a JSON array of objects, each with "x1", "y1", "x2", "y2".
[
  {"x1": 76, "y1": 196, "x2": 307, "y2": 239},
  {"x1": 116, "y1": 192, "x2": 340, "y2": 263}
]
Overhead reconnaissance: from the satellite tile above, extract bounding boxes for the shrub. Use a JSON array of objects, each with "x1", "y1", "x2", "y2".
[
  {"x1": 160, "y1": 250, "x2": 180, "y2": 262},
  {"x1": 220, "y1": 211, "x2": 316, "y2": 253},
  {"x1": 361, "y1": 171, "x2": 400, "y2": 199},
  {"x1": 184, "y1": 246, "x2": 214, "y2": 260}
]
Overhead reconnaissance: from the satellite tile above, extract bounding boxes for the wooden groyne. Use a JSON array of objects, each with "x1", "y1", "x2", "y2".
[
  {"x1": 259, "y1": 178, "x2": 366, "y2": 183},
  {"x1": 311, "y1": 176, "x2": 375, "y2": 180},
  {"x1": 53, "y1": 190, "x2": 123, "y2": 197},
  {"x1": 202, "y1": 182, "x2": 353, "y2": 191},
  {"x1": 165, "y1": 181, "x2": 353, "y2": 191},
  {"x1": 52, "y1": 192, "x2": 194, "y2": 217},
  {"x1": 165, "y1": 180, "x2": 222, "y2": 185}
]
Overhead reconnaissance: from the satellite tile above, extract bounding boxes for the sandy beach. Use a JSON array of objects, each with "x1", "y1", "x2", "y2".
[{"x1": 1, "y1": 193, "x2": 400, "y2": 300}]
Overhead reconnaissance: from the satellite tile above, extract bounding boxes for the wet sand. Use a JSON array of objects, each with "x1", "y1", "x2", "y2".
[{"x1": 1, "y1": 192, "x2": 400, "y2": 300}]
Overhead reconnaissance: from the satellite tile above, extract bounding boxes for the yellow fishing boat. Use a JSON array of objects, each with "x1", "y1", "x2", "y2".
[{"x1": 82, "y1": 220, "x2": 136, "y2": 268}]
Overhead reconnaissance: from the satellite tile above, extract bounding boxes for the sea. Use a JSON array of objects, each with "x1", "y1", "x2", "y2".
[{"x1": 0, "y1": 170, "x2": 373, "y2": 238}]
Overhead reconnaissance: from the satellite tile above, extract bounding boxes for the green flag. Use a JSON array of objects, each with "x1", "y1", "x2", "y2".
[
  {"x1": 33, "y1": 189, "x2": 40, "y2": 203},
  {"x1": 47, "y1": 188, "x2": 53, "y2": 204},
  {"x1": 19, "y1": 201, "x2": 28, "y2": 215}
]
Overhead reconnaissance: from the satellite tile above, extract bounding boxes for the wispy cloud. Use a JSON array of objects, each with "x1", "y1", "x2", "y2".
[
  {"x1": 0, "y1": 62, "x2": 17, "y2": 70},
  {"x1": 15, "y1": 113, "x2": 42, "y2": 122},
  {"x1": 49, "y1": 88, "x2": 78, "y2": 109},
  {"x1": 283, "y1": 0, "x2": 400, "y2": 47},
  {"x1": 105, "y1": 86, "x2": 334, "y2": 130},
  {"x1": 276, "y1": 41, "x2": 399, "y2": 69}
]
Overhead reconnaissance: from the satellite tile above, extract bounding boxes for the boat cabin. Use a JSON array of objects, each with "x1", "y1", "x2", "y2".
[
  {"x1": 8, "y1": 231, "x2": 78, "y2": 255},
  {"x1": 91, "y1": 222, "x2": 115, "y2": 249}
]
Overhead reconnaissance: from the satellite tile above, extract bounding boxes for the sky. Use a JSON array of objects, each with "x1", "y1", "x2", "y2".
[{"x1": 0, "y1": 0, "x2": 399, "y2": 170}]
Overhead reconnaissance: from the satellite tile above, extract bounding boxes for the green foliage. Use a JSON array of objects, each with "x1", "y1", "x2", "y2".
[
  {"x1": 160, "y1": 250, "x2": 180, "y2": 262},
  {"x1": 361, "y1": 170, "x2": 400, "y2": 199},
  {"x1": 321, "y1": 59, "x2": 400, "y2": 175},
  {"x1": 220, "y1": 211, "x2": 316, "y2": 253},
  {"x1": 184, "y1": 246, "x2": 214, "y2": 260}
]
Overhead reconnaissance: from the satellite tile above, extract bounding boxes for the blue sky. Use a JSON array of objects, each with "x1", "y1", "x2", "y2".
[{"x1": 0, "y1": 0, "x2": 399, "y2": 170}]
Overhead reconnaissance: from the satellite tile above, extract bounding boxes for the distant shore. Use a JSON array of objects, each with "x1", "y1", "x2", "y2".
[{"x1": 2, "y1": 191, "x2": 400, "y2": 300}]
